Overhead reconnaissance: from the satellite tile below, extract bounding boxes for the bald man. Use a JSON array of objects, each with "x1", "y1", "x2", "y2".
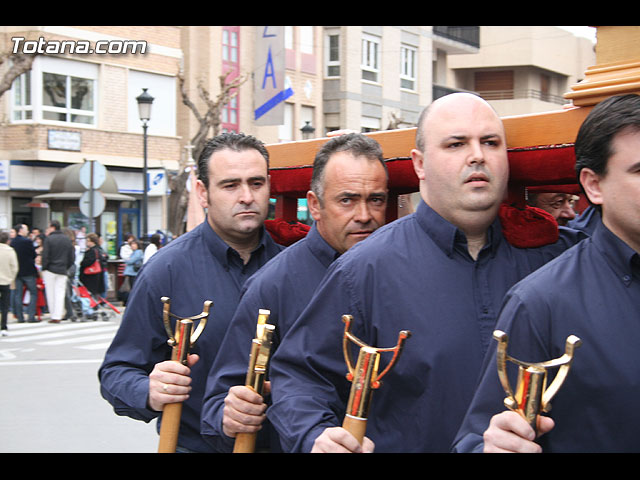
[{"x1": 267, "y1": 93, "x2": 584, "y2": 453}]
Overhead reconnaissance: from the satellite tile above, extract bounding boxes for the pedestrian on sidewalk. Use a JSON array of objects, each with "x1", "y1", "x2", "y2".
[
  {"x1": 41, "y1": 220, "x2": 75, "y2": 324},
  {"x1": 0, "y1": 230, "x2": 18, "y2": 336},
  {"x1": 10, "y1": 224, "x2": 38, "y2": 323}
]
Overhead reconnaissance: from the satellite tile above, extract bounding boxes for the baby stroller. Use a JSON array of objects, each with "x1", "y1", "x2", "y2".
[{"x1": 72, "y1": 280, "x2": 121, "y2": 322}]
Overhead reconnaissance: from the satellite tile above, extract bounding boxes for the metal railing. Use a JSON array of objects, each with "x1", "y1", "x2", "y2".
[
  {"x1": 433, "y1": 26, "x2": 480, "y2": 48},
  {"x1": 476, "y1": 89, "x2": 567, "y2": 105}
]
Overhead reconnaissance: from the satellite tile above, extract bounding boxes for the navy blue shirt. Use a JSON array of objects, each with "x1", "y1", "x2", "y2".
[
  {"x1": 98, "y1": 220, "x2": 283, "y2": 453},
  {"x1": 567, "y1": 205, "x2": 601, "y2": 235},
  {"x1": 453, "y1": 221, "x2": 640, "y2": 453},
  {"x1": 201, "y1": 223, "x2": 339, "y2": 452},
  {"x1": 268, "y1": 201, "x2": 583, "y2": 453}
]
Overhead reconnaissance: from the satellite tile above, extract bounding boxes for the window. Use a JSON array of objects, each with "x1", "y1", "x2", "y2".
[
  {"x1": 222, "y1": 27, "x2": 238, "y2": 62},
  {"x1": 400, "y1": 45, "x2": 417, "y2": 91},
  {"x1": 474, "y1": 70, "x2": 514, "y2": 100},
  {"x1": 300, "y1": 26, "x2": 313, "y2": 55},
  {"x1": 221, "y1": 96, "x2": 238, "y2": 132},
  {"x1": 42, "y1": 72, "x2": 95, "y2": 124},
  {"x1": 361, "y1": 34, "x2": 380, "y2": 83},
  {"x1": 325, "y1": 32, "x2": 340, "y2": 77},
  {"x1": 12, "y1": 70, "x2": 32, "y2": 121},
  {"x1": 222, "y1": 26, "x2": 240, "y2": 133},
  {"x1": 11, "y1": 56, "x2": 97, "y2": 126}
]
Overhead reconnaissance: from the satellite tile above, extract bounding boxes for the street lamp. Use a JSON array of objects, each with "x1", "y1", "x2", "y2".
[
  {"x1": 300, "y1": 121, "x2": 315, "y2": 140},
  {"x1": 136, "y1": 88, "x2": 154, "y2": 245}
]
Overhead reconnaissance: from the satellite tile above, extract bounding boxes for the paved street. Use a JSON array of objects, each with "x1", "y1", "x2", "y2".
[{"x1": 0, "y1": 311, "x2": 160, "y2": 453}]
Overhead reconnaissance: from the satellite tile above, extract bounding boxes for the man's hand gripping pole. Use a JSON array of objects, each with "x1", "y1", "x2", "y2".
[{"x1": 157, "y1": 296, "x2": 212, "y2": 453}]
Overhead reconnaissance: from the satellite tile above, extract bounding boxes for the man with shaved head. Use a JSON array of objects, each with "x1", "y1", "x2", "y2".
[
  {"x1": 453, "y1": 94, "x2": 640, "y2": 453},
  {"x1": 267, "y1": 93, "x2": 583, "y2": 453}
]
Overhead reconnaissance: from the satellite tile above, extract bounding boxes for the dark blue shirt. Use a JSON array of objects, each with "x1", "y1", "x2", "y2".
[
  {"x1": 453, "y1": 221, "x2": 640, "y2": 453},
  {"x1": 201, "y1": 223, "x2": 339, "y2": 452},
  {"x1": 268, "y1": 201, "x2": 583, "y2": 453},
  {"x1": 98, "y1": 220, "x2": 283, "y2": 453},
  {"x1": 567, "y1": 205, "x2": 601, "y2": 235}
]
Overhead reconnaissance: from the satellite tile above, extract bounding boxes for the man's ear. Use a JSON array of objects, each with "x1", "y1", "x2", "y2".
[
  {"x1": 579, "y1": 168, "x2": 604, "y2": 206},
  {"x1": 195, "y1": 178, "x2": 209, "y2": 208},
  {"x1": 411, "y1": 148, "x2": 426, "y2": 181},
  {"x1": 307, "y1": 190, "x2": 322, "y2": 222}
]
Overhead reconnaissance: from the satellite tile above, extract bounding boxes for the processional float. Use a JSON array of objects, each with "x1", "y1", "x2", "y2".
[{"x1": 258, "y1": 26, "x2": 640, "y2": 441}]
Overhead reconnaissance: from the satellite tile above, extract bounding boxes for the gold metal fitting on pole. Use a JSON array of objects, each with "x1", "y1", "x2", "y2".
[
  {"x1": 157, "y1": 296, "x2": 213, "y2": 453},
  {"x1": 244, "y1": 309, "x2": 275, "y2": 394},
  {"x1": 161, "y1": 296, "x2": 212, "y2": 364},
  {"x1": 342, "y1": 314, "x2": 411, "y2": 421},
  {"x1": 493, "y1": 329, "x2": 581, "y2": 431},
  {"x1": 233, "y1": 309, "x2": 275, "y2": 453}
]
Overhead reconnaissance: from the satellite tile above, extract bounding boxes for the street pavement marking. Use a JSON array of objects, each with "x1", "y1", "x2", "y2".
[
  {"x1": 2, "y1": 323, "x2": 117, "y2": 343},
  {"x1": 37, "y1": 331, "x2": 117, "y2": 345},
  {"x1": 0, "y1": 320, "x2": 120, "y2": 361},
  {"x1": 0, "y1": 358, "x2": 104, "y2": 366}
]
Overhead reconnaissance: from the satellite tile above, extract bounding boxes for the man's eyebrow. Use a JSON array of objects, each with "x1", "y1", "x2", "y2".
[
  {"x1": 336, "y1": 191, "x2": 388, "y2": 199},
  {"x1": 216, "y1": 175, "x2": 267, "y2": 186},
  {"x1": 443, "y1": 133, "x2": 502, "y2": 141}
]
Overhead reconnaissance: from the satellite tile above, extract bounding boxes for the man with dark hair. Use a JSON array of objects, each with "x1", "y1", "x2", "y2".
[
  {"x1": 10, "y1": 224, "x2": 38, "y2": 323},
  {"x1": 99, "y1": 132, "x2": 283, "y2": 453},
  {"x1": 41, "y1": 220, "x2": 75, "y2": 323},
  {"x1": 453, "y1": 94, "x2": 640, "y2": 453},
  {"x1": 201, "y1": 133, "x2": 389, "y2": 452}
]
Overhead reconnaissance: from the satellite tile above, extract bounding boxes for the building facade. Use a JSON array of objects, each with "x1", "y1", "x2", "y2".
[
  {"x1": 447, "y1": 26, "x2": 595, "y2": 116},
  {"x1": 0, "y1": 26, "x2": 182, "y2": 256},
  {"x1": 0, "y1": 26, "x2": 595, "y2": 249}
]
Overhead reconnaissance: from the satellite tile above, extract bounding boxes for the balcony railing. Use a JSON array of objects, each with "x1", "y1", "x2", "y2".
[
  {"x1": 433, "y1": 26, "x2": 480, "y2": 48},
  {"x1": 476, "y1": 89, "x2": 567, "y2": 105}
]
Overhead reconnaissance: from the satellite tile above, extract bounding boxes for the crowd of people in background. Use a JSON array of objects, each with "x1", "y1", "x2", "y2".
[{"x1": 0, "y1": 223, "x2": 163, "y2": 335}]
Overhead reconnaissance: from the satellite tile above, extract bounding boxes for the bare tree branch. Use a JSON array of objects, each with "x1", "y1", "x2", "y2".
[
  {"x1": 168, "y1": 69, "x2": 248, "y2": 235},
  {"x1": 0, "y1": 52, "x2": 37, "y2": 98}
]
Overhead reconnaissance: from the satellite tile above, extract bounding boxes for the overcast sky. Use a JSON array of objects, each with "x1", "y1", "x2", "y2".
[{"x1": 557, "y1": 26, "x2": 597, "y2": 42}]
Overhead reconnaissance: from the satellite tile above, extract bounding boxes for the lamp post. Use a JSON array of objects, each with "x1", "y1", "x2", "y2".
[
  {"x1": 300, "y1": 121, "x2": 315, "y2": 140},
  {"x1": 136, "y1": 88, "x2": 154, "y2": 245}
]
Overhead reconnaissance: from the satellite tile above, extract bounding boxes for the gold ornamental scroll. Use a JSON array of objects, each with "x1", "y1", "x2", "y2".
[
  {"x1": 493, "y1": 330, "x2": 581, "y2": 432},
  {"x1": 233, "y1": 309, "x2": 275, "y2": 453},
  {"x1": 157, "y1": 296, "x2": 213, "y2": 453},
  {"x1": 341, "y1": 315, "x2": 411, "y2": 445}
]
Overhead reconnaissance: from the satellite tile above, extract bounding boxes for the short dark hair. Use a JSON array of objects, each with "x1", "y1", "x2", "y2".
[
  {"x1": 310, "y1": 133, "x2": 388, "y2": 205},
  {"x1": 0, "y1": 231, "x2": 9, "y2": 244},
  {"x1": 575, "y1": 94, "x2": 640, "y2": 210},
  {"x1": 197, "y1": 132, "x2": 269, "y2": 189},
  {"x1": 149, "y1": 233, "x2": 162, "y2": 247}
]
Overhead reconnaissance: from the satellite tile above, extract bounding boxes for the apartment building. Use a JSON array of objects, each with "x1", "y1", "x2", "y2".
[
  {"x1": 0, "y1": 26, "x2": 182, "y2": 256},
  {"x1": 0, "y1": 26, "x2": 595, "y2": 248},
  {"x1": 447, "y1": 26, "x2": 595, "y2": 116},
  {"x1": 0, "y1": 25, "x2": 324, "y2": 248},
  {"x1": 321, "y1": 26, "x2": 480, "y2": 133}
]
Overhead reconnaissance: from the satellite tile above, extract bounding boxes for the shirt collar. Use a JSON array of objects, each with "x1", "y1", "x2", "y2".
[
  {"x1": 200, "y1": 219, "x2": 267, "y2": 268},
  {"x1": 306, "y1": 222, "x2": 341, "y2": 268},
  {"x1": 593, "y1": 221, "x2": 639, "y2": 286},
  {"x1": 415, "y1": 200, "x2": 501, "y2": 258}
]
